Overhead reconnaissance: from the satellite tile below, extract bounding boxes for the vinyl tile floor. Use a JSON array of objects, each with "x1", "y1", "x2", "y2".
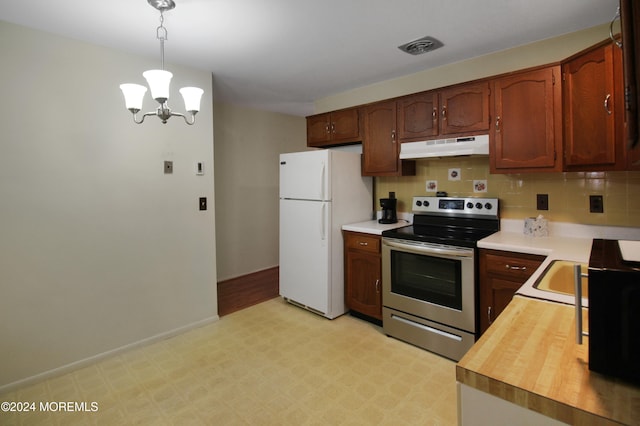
[{"x1": 0, "y1": 298, "x2": 458, "y2": 425}]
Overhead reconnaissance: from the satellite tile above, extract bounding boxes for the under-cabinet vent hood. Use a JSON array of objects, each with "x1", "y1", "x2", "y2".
[{"x1": 399, "y1": 134, "x2": 489, "y2": 159}]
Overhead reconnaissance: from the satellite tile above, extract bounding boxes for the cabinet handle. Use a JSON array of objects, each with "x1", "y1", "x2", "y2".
[
  {"x1": 609, "y1": 6, "x2": 623, "y2": 49},
  {"x1": 441, "y1": 106, "x2": 447, "y2": 120},
  {"x1": 604, "y1": 94, "x2": 612, "y2": 115},
  {"x1": 391, "y1": 130, "x2": 396, "y2": 144},
  {"x1": 325, "y1": 123, "x2": 330, "y2": 134},
  {"x1": 505, "y1": 264, "x2": 526, "y2": 271},
  {"x1": 495, "y1": 116, "x2": 501, "y2": 132},
  {"x1": 375, "y1": 279, "x2": 380, "y2": 293},
  {"x1": 358, "y1": 241, "x2": 368, "y2": 246},
  {"x1": 487, "y1": 306, "x2": 493, "y2": 325},
  {"x1": 432, "y1": 108, "x2": 438, "y2": 120}
]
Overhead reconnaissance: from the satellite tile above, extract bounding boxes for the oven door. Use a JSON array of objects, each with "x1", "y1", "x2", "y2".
[{"x1": 382, "y1": 237, "x2": 476, "y2": 333}]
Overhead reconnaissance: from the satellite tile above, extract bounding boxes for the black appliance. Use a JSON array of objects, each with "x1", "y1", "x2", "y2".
[
  {"x1": 588, "y1": 239, "x2": 640, "y2": 384},
  {"x1": 381, "y1": 196, "x2": 499, "y2": 361},
  {"x1": 379, "y1": 192, "x2": 398, "y2": 224}
]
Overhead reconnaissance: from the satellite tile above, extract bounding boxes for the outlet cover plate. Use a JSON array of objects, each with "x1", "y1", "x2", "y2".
[
  {"x1": 589, "y1": 195, "x2": 604, "y2": 213},
  {"x1": 537, "y1": 194, "x2": 549, "y2": 210}
]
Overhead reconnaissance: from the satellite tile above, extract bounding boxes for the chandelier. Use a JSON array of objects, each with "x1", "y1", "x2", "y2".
[{"x1": 120, "y1": 0, "x2": 204, "y2": 125}]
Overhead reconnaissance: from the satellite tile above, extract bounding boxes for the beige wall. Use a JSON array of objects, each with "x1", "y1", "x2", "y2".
[
  {"x1": 0, "y1": 21, "x2": 217, "y2": 389},
  {"x1": 315, "y1": 23, "x2": 640, "y2": 228},
  {"x1": 213, "y1": 102, "x2": 306, "y2": 281},
  {"x1": 315, "y1": 24, "x2": 614, "y2": 113}
]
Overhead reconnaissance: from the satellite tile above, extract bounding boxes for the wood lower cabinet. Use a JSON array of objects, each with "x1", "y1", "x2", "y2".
[
  {"x1": 344, "y1": 231, "x2": 382, "y2": 322},
  {"x1": 490, "y1": 66, "x2": 563, "y2": 173},
  {"x1": 563, "y1": 40, "x2": 625, "y2": 171},
  {"x1": 306, "y1": 107, "x2": 361, "y2": 147},
  {"x1": 478, "y1": 249, "x2": 546, "y2": 335}
]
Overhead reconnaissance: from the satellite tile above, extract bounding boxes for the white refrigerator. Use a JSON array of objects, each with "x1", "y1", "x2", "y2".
[{"x1": 279, "y1": 150, "x2": 373, "y2": 319}]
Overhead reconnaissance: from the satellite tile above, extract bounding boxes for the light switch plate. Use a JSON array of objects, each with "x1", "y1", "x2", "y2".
[{"x1": 164, "y1": 161, "x2": 173, "y2": 174}]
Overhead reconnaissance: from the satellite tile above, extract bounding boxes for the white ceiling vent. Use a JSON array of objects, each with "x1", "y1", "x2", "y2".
[{"x1": 398, "y1": 36, "x2": 444, "y2": 55}]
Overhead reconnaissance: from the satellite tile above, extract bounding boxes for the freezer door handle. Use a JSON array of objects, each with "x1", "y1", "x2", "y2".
[{"x1": 320, "y1": 161, "x2": 326, "y2": 200}]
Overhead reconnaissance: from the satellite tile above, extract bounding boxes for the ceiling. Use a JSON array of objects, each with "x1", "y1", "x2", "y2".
[{"x1": 0, "y1": 0, "x2": 620, "y2": 116}]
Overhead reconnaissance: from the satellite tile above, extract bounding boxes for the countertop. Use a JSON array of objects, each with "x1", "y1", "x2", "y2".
[
  {"x1": 457, "y1": 296, "x2": 640, "y2": 425},
  {"x1": 458, "y1": 220, "x2": 640, "y2": 425},
  {"x1": 478, "y1": 219, "x2": 640, "y2": 305},
  {"x1": 341, "y1": 218, "x2": 411, "y2": 235}
]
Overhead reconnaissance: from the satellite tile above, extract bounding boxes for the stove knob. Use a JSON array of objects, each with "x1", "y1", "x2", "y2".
[
  {"x1": 485, "y1": 202, "x2": 493, "y2": 210},
  {"x1": 466, "y1": 202, "x2": 474, "y2": 209},
  {"x1": 475, "y1": 202, "x2": 483, "y2": 209},
  {"x1": 424, "y1": 200, "x2": 429, "y2": 207},
  {"x1": 416, "y1": 200, "x2": 422, "y2": 207}
]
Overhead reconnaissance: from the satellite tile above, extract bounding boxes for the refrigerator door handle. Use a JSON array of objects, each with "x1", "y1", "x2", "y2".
[{"x1": 321, "y1": 203, "x2": 327, "y2": 240}]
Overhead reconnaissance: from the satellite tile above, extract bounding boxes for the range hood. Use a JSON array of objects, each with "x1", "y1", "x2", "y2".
[{"x1": 399, "y1": 134, "x2": 489, "y2": 159}]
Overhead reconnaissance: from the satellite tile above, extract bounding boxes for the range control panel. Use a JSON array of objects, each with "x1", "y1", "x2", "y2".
[{"x1": 413, "y1": 196, "x2": 499, "y2": 217}]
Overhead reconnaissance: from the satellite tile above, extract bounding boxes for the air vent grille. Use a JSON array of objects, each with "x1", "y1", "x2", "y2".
[{"x1": 398, "y1": 36, "x2": 444, "y2": 55}]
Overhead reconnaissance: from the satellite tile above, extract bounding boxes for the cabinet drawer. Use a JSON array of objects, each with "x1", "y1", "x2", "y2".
[
  {"x1": 484, "y1": 252, "x2": 545, "y2": 281},
  {"x1": 345, "y1": 232, "x2": 381, "y2": 253}
]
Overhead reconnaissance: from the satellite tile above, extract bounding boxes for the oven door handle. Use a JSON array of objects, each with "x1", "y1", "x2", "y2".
[{"x1": 383, "y1": 239, "x2": 473, "y2": 258}]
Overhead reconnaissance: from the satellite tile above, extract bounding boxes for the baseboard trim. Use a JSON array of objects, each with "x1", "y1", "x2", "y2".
[
  {"x1": 0, "y1": 315, "x2": 219, "y2": 393},
  {"x1": 217, "y1": 266, "x2": 279, "y2": 316}
]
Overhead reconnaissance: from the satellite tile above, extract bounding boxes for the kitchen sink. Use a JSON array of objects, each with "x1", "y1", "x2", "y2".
[{"x1": 534, "y1": 260, "x2": 588, "y2": 297}]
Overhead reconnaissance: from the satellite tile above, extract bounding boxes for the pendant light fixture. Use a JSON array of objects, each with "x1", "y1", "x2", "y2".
[{"x1": 120, "y1": 0, "x2": 204, "y2": 125}]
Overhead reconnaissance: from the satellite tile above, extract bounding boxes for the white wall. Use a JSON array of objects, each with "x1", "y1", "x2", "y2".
[
  {"x1": 0, "y1": 21, "x2": 217, "y2": 389},
  {"x1": 213, "y1": 102, "x2": 306, "y2": 281}
]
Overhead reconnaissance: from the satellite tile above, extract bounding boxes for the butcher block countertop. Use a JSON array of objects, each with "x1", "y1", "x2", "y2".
[{"x1": 457, "y1": 296, "x2": 640, "y2": 425}]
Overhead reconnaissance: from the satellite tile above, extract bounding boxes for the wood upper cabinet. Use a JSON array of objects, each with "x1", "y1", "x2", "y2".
[
  {"x1": 397, "y1": 91, "x2": 439, "y2": 141},
  {"x1": 362, "y1": 100, "x2": 416, "y2": 176},
  {"x1": 490, "y1": 66, "x2": 563, "y2": 173},
  {"x1": 363, "y1": 101, "x2": 397, "y2": 174},
  {"x1": 620, "y1": 0, "x2": 640, "y2": 150},
  {"x1": 396, "y1": 82, "x2": 490, "y2": 142},
  {"x1": 563, "y1": 41, "x2": 625, "y2": 171},
  {"x1": 344, "y1": 231, "x2": 382, "y2": 321},
  {"x1": 306, "y1": 107, "x2": 361, "y2": 147},
  {"x1": 440, "y1": 82, "x2": 491, "y2": 135},
  {"x1": 478, "y1": 249, "x2": 546, "y2": 335}
]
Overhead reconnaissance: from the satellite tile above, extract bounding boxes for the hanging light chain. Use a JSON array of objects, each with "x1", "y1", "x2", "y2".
[{"x1": 156, "y1": 10, "x2": 168, "y2": 70}]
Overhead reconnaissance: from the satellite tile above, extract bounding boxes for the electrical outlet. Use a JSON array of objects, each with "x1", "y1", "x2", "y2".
[
  {"x1": 536, "y1": 194, "x2": 549, "y2": 210},
  {"x1": 589, "y1": 195, "x2": 604, "y2": 213},
  {"x1": 199, "y1": 197, "x2": 207, "y2": 211},
  {"x1": 164, "y1": 161, "x2": 173, "y2": 174}
]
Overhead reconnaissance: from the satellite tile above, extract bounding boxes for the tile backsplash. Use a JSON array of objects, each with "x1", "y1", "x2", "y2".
[{"x1": 375, "y1": 157, "x2": 640, "y2": 228}]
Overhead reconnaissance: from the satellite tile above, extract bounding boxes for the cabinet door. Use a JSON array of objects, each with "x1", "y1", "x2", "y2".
[
  {"x1": 491, "y1": 66, "x2": 562, "y2": 173},
  {"x1": 479, "y1": 276, "x2": 522, "y2": 334},
  {"x1": 345, "y1": 250, "x2": 382, "y2": 320},
  {"x1": 362, "y1": 100, "x2": 399, "y2": 175},
  {"x1": 478, "y1": 249, "x2": 546, "y2": 335},
  {"x1": 620, "y1": 0, "x2": 640, "y2": 149},
  {"x1": 306, "y1": 113, "x2": 330, "y2": 146},
  {"x1": 397, "y1": 91, "x2": 439, "y2": 141},
  {"x1": 563, "y1": 44, "x2": 622, "y2": 170},
  {"x1": 440, "y1": 82, "x2": 490, "y2": 135},
  {"x1": 331, "y1": 108, "x2": 361, "y2": 143}
]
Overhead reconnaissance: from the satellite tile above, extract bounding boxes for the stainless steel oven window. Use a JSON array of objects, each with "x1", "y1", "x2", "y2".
[
  {"x1": 390, "y1": 250, "x2": 462, "y2": 310},
  {"x1": 382, "y1": 238, "x2": 476, "y2": 334}
]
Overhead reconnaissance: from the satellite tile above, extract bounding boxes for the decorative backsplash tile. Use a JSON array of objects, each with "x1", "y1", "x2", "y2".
[{"x1": 375, "y1": 157, "x2": 640, "y2": 227}]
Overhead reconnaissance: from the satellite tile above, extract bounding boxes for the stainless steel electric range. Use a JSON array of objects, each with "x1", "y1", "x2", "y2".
[{"x1": 381, "y1": 196, "x2": 500, "y2": 361}]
